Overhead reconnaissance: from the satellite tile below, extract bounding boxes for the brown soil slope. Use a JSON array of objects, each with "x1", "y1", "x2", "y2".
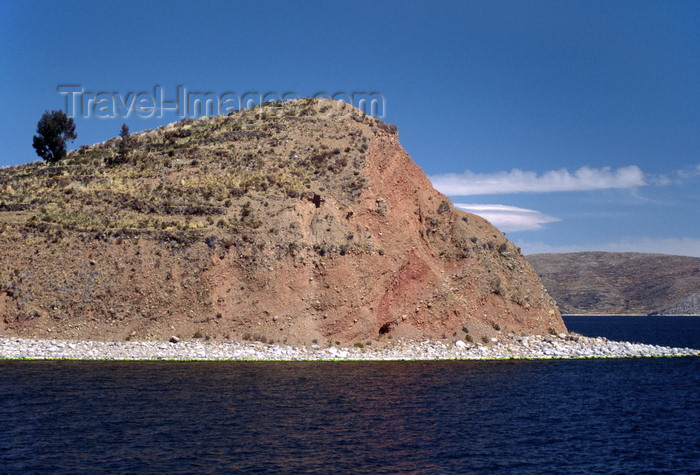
[
  {"x1": 0, "y1": 99, "x2": 562, "y2": 344},
  {"x1": 527, "y1": 252, "x2": 700, "y2": 315}
]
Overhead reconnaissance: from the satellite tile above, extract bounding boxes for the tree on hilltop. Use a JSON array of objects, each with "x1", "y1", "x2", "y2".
[
  {"x1": 32, "y1": 110, "x2": 77, "y2": 163},
  {"x1": 116, "y1": 123, "x2": 131, "y2": 163}
]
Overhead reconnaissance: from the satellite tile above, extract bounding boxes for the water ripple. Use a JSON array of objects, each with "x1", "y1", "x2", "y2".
[{"x1": 0, "y1": 358, "x2": 698, "y2": 473}]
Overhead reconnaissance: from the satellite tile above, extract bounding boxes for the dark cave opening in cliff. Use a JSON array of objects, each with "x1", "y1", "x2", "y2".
[{"x1": 379, "y1": 322, "x2": 392, "y2": 335}]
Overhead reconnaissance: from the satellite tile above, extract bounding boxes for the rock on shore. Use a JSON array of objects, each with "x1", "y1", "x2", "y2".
[{"x1": 0, "y1": 334, "x2": 697, "y2": 361}]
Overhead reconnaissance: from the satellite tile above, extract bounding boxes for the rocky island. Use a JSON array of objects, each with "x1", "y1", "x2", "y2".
[
  {"x1": 0, "y1": 98, "x2": 562, "y2": 347},
  {"x1": 1, "y1": 99, "x2": 696, "y2": 360}
]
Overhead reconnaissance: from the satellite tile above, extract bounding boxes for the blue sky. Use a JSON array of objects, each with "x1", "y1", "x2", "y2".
[{"x1": 2, "y1": 0, "x2": 699, "y2": 256}]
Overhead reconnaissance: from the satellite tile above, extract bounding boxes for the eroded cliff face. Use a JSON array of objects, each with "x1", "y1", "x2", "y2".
[{"x1": 0, "y1": 99, "x2": 563, "y2": 344}]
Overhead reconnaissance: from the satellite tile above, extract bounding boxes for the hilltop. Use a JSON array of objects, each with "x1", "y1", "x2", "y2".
[
  {"x1": 527, "y1": 252, "x2": 700, "y2": 315},
  {"x1": 0, "y1": 99, "x2": 563, "y2": 345}
]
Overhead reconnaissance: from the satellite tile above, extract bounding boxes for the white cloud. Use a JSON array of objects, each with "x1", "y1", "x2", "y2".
[
  {"x1": 518, "y1": 237, "x2": 700, "y2": 258},
  {"x1": 430, "y1": 165, "x2": 646, "y2": 196},
  {"x1": 653, "y1": 163, "x2": 700, "y2": 185},
  {"x1": 455, "y1": 203, "x2": 560, "y2": 232}
]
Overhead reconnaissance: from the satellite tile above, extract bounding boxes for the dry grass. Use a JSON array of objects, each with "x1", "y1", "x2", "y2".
[{"x1": 0, "y1": 99, "x2": 388, "y2": 247}]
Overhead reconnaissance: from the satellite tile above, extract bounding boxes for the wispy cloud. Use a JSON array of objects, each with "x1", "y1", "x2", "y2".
[
  {"x1": 651, "y1": 163, "x2": 700, "y2": 185},
  {"x1": 431, "y1": 166, "x2": 646, "y2": 196},
  {"x1": 518, "y1": 237, "x2": 700, "y2": 258},
  {"x1": 455, "y1": 203, "x2": 560, "y2": 232}
]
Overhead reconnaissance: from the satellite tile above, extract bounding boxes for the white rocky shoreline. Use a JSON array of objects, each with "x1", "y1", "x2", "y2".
[{"x1": 0, "y1": 333, "x2": 698, "y2": 361}]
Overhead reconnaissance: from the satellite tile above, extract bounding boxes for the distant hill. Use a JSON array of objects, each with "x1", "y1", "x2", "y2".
[
  {"x1": 0, "y1": 98, "x2": 562, "y2": 344},
  {"x1": 527, "y1": 252, "x2": 700, "y2": 315}
]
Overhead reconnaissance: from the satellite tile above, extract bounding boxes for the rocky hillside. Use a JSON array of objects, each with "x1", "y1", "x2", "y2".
[
  {"x1": 0, "y1": 99, "x2": 563, "y2": 344},
  {"x1": 527, "y1": 252, "x2": 700, "y2": 315}
]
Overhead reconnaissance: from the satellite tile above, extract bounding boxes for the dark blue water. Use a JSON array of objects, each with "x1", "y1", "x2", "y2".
[
  {"x1": 564, "y1": 315, "x2": 700, "y2": 349},
  {"x1": 1, "y1": 318, "x2": 698, "y2": 474}
]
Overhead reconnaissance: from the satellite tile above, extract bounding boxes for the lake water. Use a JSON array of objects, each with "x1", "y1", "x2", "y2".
[
  {"x1": 1, "y1": 316, "x2": 698, "y2": 474},
  {"x1": 564, "y1": 314, "x2": 700, "y2": 349}
]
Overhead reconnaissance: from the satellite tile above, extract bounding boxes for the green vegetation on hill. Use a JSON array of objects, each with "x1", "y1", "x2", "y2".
[
  {"x1": 1, "y1": 99, "x2": 388, "y2": 247},
  {"x1": 32, "y1": 110, "x2": 77, "y2": 163}
]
